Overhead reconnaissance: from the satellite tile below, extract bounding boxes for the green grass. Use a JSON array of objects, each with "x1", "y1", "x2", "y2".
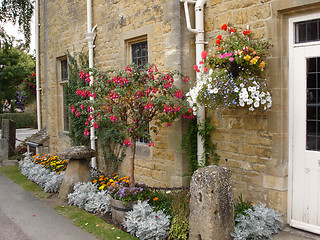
[
  {"x1": 55, "y1": 206, "x2": 138, "y2": 240},
  {"x1": 0, "y1": 165, "x2": 138, "y2": 240},
  {"x1": 0, "y1": 165, "x2": 51, "y2": 198}
]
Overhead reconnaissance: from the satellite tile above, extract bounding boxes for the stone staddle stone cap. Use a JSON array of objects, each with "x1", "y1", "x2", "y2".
[{"x1": 59, "y1": 146, "x2": 96, "y2": 160}]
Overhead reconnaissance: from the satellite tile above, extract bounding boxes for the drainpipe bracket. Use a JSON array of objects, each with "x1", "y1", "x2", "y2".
[
  {"x1": 84, "y1": 32, "x2": 96, "y2": 43},
  {"x1": 195, "y1": 40, "x2": 208, "y2": 45}
]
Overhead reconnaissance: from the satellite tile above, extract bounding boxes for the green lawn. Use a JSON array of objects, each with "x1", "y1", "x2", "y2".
[{"x1": 0, "y1": 165, "x2": 138, "y2": 240}]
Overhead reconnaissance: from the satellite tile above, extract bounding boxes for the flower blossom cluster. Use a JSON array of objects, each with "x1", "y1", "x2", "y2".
[{"x1": 187, "y1": 24, "x2": 272, "y2": 113}]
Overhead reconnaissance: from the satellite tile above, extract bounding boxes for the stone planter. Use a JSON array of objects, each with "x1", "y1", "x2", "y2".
[{"x1": 111, "y1": 198, "x2": 136, "y2": 224}]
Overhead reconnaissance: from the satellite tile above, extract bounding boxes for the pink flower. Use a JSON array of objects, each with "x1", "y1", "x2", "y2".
[
  {"x1": 80, "y1": 104, "x2": 85, "y2": 110},
  {"x1": 110, "y1": 115, "x2": 117, "y2": 122},
  {"x1": 144, "y1": 103, "x2": 153, "y2": 109},
  {"x1": 166, "y1": 123, "x2": 172, "y2": 127},
  {"x1": 201, "y1": 51, "x2": 208, "y2": 59},
  {"x1": 229, "y1": 57, "x2": 234, "y2": 62},
  {"x1": 174, "y1": 90, "x2": 184, "y2": 99},
  {"x1": 71, "y1": 106, "x2": 75, "y2": 114},
  {"x1": 204, "y1": 67, "x2": 208, "y2": 73},
  {"x1": 93, "y1": 122, "x2": 99, "y2": 129},
  {"x1": 84, "y1": 129, "x2": 90, "y2": 136},
  {"x1": 194, "y1": 65, "x2": 200, "y2": 72},
  {"x1": 75, "y1": 110, "x2": 80, "y2": 117},
  {"x1": 123, "y1": 139, "x2": 131, "y2": 146},
  {"x1": 148, "y1": 142, "x2": 154, "y2": 147}
]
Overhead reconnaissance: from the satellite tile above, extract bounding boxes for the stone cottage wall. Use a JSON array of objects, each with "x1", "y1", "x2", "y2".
[
  {"x1": 203, "y1": 0, "x2": 320, "y2": 223},
  {"x1": 38, "y1": 0, "x2": 194, "y2": 187}
]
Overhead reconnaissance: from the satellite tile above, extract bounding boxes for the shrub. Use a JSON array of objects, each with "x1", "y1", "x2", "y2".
[
  {"x1": 0, "y1": 110, "x2": 37, "y2": 129},
  {"x1": 231, "y1": 204, "x2": 282, "y2": 240},
  {"x1": 234, "y1": 193, "x2": 253, "y2": 219},
  {"x1": 19, "y1": 153, "x2": 65, "y2": 193},
  {"x1": 168, "y1": 190, "x2": 190, "y2": 240},
  {"x1": 124, "y1": 200, "x2": 171, "y2": 240},
  {"x1": 67, "y1": 182, "x2": 111, "y2": 214}
]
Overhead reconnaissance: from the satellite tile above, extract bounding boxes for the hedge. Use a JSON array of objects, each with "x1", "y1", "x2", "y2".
[{"x1": 0, "y1": 110, "x2": 37, "y2": 129}]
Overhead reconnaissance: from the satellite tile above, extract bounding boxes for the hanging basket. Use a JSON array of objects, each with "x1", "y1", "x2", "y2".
[{"x1": 111, "y1": 198, "x2": 136, "y2": 224}]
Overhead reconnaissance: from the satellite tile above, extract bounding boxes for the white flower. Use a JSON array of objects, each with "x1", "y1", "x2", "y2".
[
  {"x1": 261, "y1": 99, "x2": 266, "y2": 105},
  {"x1": 240, "y1": 83, "x2": 245, "y2": 88},
  {"x1": 239, "y1": 100, "x2": 245, "y2": 107},
  {"x1": 249, "y1": 106, "x2": 254, "y2": 111},
  {"x1": 254, "y1": 101, "x2": 260, "y2": 108},
  {"x1": 247, "y1": 99, "x2": 253, "y2": 105},
  {"x1": 213, "y1": 88, "x2": 218, "y2": 94},
  {"x1": 248, "y1": 87, "x2": 253, "y2": 92},
  {"x1": 234, "y1": 87, "x2": 239, "y2": 93}
]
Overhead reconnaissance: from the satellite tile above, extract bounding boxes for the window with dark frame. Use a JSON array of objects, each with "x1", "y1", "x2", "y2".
[
  {"x1": 132, "y1": 41, "x2": 149, "y2": 143},
  {"x1": 295, "y1": 19, "x2": 320, "y2": 43},
  {"x1": 60, "y1": 58, "x2": 69, "y2": 131}
]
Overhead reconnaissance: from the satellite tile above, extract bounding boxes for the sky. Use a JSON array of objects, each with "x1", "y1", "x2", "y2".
[{"x1": 2, "y1": 16, "x2": 36, "y2": 54}]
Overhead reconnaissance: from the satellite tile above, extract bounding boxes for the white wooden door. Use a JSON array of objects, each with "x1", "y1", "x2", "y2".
[{"x1": 291, "y1": 43, "x2": 320, "y2": 234}]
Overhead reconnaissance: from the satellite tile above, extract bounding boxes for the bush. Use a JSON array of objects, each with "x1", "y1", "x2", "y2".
[
  {"x1": 67, "y1": 182, "x2": 111, "y2": 214},
  {"x1": 19, "y1": 153, "x2": 65, "y2": 193},
  {"x1": 231, "y1": 204, "x2": 282, "y2": 240},
  {"x1": 234, "y1": 193, "x2": 253, "y2": 219},
  {"x1": 124, "y1": 200, "x2": 171, "y2": 240},
  {"x1": 0, "y1": 110, "x2": 37, "y2": 129}
]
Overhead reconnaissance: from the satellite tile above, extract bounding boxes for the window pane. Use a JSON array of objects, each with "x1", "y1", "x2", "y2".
[
  {"x1": 296, "y1": 23, "x2": 307, "y2": 43},
  {"x1": 61, "y1": 59, "x2": 68, "y2": 81},
  {"x1": 307, "y1": 21, "x2": 318, "y2": 41},
  {"x1": 307, "y1": 58, "x2": 316, "y2": 72},
  {"x1": 295, "y1": 19, "x2": 320, "y2": 43},
  {"x1": 132, "y1": 41, "x2": 148, "y2": 69}
]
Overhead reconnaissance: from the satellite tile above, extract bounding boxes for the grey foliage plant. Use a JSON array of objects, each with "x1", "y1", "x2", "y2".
[
  {"x1": 231, "y1": 204, "x2": 282, "y2": 240},
  {"x1": 123, "y1": 200, "x2": 171, "y2": 240},
  {"x1": 19, "y1": 153, "x2": 64, "y2": 193},
  {"x1": 67, "y1": 182, "x2": 111, "y2": 214}
]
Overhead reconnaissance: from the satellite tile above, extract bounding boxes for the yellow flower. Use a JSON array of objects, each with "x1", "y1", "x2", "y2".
[
  {"x1": 244, "y1": 55, "x2": 251, "y2": 61},
  {"x1": 238, "y1": 50, "x2": 243, "y2": 55},
  {"x1": 250, "y1": 58, "x2": 258, "y2": 65},
  {"x1": 109, "y1": 179, "x2": 114, "y2": 183},
  {"x1": 259, "y1": 61, "x2": 266, "y2": 68},
  {"x1": 99, "y1": 184, "x2": 106, "y2": 190}
]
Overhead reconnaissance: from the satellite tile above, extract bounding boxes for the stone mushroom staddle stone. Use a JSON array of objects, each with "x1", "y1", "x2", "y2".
[
  {"x1": 58, "y1": 146, "x2": 95, "y2": 200},
  {"x1": 189, "y1": 165, "x2": 234, "y2": 240}
]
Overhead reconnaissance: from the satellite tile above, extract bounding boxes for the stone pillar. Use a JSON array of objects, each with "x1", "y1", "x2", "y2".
[
  {"x1": 58, "y1": 146, "x2": 95, "y2": 200},
  {"x1": 189, "y1": 165, "x2": 234, "y2": 240},
  {"x1": 0, "y1": 119, "x2": 16, "y2": 160}
]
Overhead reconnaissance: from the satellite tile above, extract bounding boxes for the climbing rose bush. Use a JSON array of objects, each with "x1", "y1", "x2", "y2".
[
  {"x1": 187, "y1": 24, "x2": 272, "y2": 113},
  {"x1": 72, "y1": 64, "x2": 193, "y2": 186}
]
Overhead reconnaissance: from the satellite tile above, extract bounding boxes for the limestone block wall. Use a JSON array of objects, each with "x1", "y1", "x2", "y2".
[
  {"x1": 39, "y1": 0, "x2": 194, "y2": 187},
  {"x1": 202, "y1": 0, "x2": 320, "y2": 222}
]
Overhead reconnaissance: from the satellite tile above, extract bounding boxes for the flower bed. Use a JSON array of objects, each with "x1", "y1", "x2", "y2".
[{"x1": 19, "y1": 153, "x2": 66, "y2": 192}]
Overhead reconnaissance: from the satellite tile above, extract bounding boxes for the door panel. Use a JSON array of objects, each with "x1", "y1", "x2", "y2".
[{"x1": 291, "y1": 45, "x2": 320, "y2": 234}]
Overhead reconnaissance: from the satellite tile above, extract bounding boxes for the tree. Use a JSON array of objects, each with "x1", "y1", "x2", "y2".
[
  {"x1": 0, "y1": 0, "x2": 33, "y2": 48},
  {"x1": 73, "y1": 64, "x2": 194, "y2": 187},
  {"x1": 0, "y1": 34, "x2": 35, "y2": 102}
]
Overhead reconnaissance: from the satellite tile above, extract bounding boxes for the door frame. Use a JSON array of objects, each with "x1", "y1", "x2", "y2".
[{"x1": 288, "y1": 12, "x2": 320, "y2": 232}]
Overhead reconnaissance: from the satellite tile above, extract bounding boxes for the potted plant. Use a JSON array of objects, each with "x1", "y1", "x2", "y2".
[{"x1": 187, "y1": 24, "x2": 273, "y2": 113}]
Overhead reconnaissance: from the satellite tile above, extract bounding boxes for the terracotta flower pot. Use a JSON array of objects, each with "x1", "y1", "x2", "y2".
[{"x1": 111, "y1": 198, "x2": 136, "y2": 224}]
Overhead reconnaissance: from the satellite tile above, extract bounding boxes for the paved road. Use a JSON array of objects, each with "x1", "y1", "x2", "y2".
[{"x1": 0, "y1": 173, "x2": 98, "y2": 240}]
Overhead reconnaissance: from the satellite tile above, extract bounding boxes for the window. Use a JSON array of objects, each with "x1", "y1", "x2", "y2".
[
  {"x1": 58, "y1": 57, "x2": 69, "y2": 132},
  {"x1": 130, "y1": 40, "x2": 149, "y2": 143},
  {"x1": 132, "y1": 41, "x2": 148, "y2": 69},
  {"x1": 295, "y1": 19, "x2": 320, "y2": 43}
]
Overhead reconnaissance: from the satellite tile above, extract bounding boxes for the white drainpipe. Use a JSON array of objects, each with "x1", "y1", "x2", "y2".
[
  {"x1": 35, "y1": 0, "x2": 41, "y2": 131},
  {"x1": 85, "y1": 0, "x2": 97, "y2": 168},
  {"x1": 181, "y1": 0, "x2": 207, "y2": 166}
]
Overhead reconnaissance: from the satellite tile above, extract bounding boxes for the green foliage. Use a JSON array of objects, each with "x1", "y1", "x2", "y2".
[
  {"x1": 147, "y1": 189, "x2": 173, "y2": 217},
  {"x1": 168, "y1": 190, "x2": 190, "y2": 240},
  {"x1": 198, "y1": 117, "x2": 220, "y2": 165},
  {"x1": 234, "y1": 193, "x2": 253, "y2": 219},
  {"x1": 65, "y1": 50, "x2": 90, "y2": 146},
  {"x1": 0, "y1": 110, "x2": 37, "y2": 128},
  {"x1": 181, "y1": 117, "x2": 220, "y2": 176},
  {"x1": 0, "y1": 39, "x2": 35, "y2": 102},
  {"x1": 96, "y1": 116, "x2": 125, "y2": 174},
  {"x1": 0, "y1": 0, "x2": 34, "y2": 48},
  {"x1": 66, "y1": 50, "x2": 126, "y2": 172}
]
